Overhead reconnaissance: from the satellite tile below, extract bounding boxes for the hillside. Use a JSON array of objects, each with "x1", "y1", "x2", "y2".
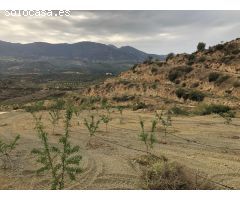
[
  {"x1": 85, "y1": 38, "x2": 240, "y2": 108},
  {"x1": 0, "y1": 40, "x2": 163, "y2": 61}
]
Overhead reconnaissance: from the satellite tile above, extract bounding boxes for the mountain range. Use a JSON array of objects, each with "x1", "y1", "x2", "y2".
[{"x1": 0, "y1": 40, "x2": 164, "y2": 62}]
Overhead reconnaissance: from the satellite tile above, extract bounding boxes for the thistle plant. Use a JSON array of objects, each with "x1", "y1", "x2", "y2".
[
  {"x1": 156, "y1": 110, "x2": 172, "y2": 138},
  {"x1": 31, "y1": 107, "x2": 82, "y2": 190},
  {"x1": 0, "y1": 135, "x2": 20, "y2": 169},
  {"x1": 100, "y1": 114, "x2": 112, "y2": 132},
  {"x1": 117, "y1": 106, "x2": 124, "y2": 124},
  {"x1": 139, "y1": 119, "x2": 157, "y2": 153},
  {"x1": 84, "y1": 115, "x2": 101, "y2": 137}
]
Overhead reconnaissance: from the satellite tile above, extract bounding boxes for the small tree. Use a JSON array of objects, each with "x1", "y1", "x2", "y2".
[
  {"x1": 139, "y1": 119, "x2": 157, "y2": 153},
  {"x1": 49, "y1": 109, "x2": 61, "y2": 135},
  {"x1": 100, "y1": 114, "x2": 112, "y2": 132},
  {"x1": 155, "y1": 111, "x2": 172, "y2": 138},
  {"x1": 84, "y1": 115, "x2": 101, "y2": 137},
  {"x1": 197, "y1": 42, "x2": 206, "y2": 51},
  {"x1": 0, "y1": 135, "x2": 20, "y2": 169},
  {"x1": 117, "y1": 106, "x2": 124, "y2": 124},
  {"x1": 73, "y1": 106, "x2": 82, "y2": 126},
  {"x1": 32, "y1": 107, "x2": 82, "y2": 190},
  {"x1": 166, "y1": 53, "x2": 174, "y2": 61}
]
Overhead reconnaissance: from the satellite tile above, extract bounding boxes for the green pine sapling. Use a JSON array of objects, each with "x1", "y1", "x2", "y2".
[
  {"x1": 31, "y1": 107, "x2": 82, "y2": 190},
  {"x1": 0, "y1": 135, "x2": 20, "y2": 169}
]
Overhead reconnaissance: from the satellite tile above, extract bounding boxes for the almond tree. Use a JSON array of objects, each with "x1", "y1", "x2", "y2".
[
  {"x1": 84, "y1": 115, "x2": 101, "y2": 137},
  {"x1": 155, "y1": 110, "x2": 172, "y2": 138},
  {"x1": 100, "y1": 114, "x2": 112, "y2": 132},
  {"x1": 0, "y1": 135, "x2": 20, "y2": 169},
  {"x1": 139, "y1": 119, "x2": 157, "y2": 153},
  {"x1": 32, "y1": 107, "x2": 82, "y2": 190},
  {"x1": 117, "y1": 106, "x2": 124, "y2": 124}
]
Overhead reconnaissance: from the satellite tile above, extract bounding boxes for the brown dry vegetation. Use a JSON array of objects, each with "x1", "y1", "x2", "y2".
[{"x1": 85, "y1": 38, "x2": 240, "y2": 108}]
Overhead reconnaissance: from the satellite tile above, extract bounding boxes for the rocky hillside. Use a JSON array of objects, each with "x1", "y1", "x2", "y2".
[{"x1": 85, "y1": 38, "x2": 240, "y2": 108}]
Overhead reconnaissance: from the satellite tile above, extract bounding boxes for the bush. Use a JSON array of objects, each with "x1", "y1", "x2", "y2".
[
  {"x1": 208, "y1": 72, "x2": 220, "y2": 82},
  {"x1": 197, "y1": 42, "x2": 206, "y2": 51},
  {"x1": 168, "y1": 66, "x2": 193, "y2": 82},
  {"x1": 233, "y1": 81, "x2": 240, "y2": 88},
  {"x1": 215, "y1": 75, "x2": 229, "y2": 85},
  {"x1": 188, "y1": 90, "x2": 205, "y2": 102},
  {"x1": 133, "y1": 102, "x2": 148, "y2": 111},
  {"x1": 175, "y1": 88, "x2": 186, "y2": 99},
  {"x1": 142, "y1": 159, "x2": 212, "y2": 189},
  {"x1": 188, "y1": 54, "x2": 195, "y2": 61},
  {"x1": 198, "y1": 56, "x2": 206, "y2": 63},
  {"x1": 175, "y1": 88, "x2": 205, "y2": 102},
  {"x1": 166, "y1": 53, "x2": 174, "y2": 61},
  {"x1": 170, "y1": 106, "x2": 189, "y2": 115},
  {"x1": 196, "y1": 104, "x2": 231, "y2": 115},
  {"x1": 112, "y1": 95, "x2": 135, "y2": 102},
  {"x1": 215, "y1": 44, "x2": 224, "y2": 51}
]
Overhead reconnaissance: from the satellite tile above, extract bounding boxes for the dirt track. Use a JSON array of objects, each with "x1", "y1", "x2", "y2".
[{"x1": 0, "y1": 109, "x2": 240, "y2": 189}]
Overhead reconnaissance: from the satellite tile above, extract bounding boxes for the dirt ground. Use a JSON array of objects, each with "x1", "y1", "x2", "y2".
[{"x1": 0, "y1": 109, "x2": 240, "y2": 189}]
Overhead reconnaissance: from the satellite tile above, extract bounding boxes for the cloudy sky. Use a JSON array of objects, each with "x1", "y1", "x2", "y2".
[{"x1": 0, "y1": 10, "x2": 240, "y2": 54}]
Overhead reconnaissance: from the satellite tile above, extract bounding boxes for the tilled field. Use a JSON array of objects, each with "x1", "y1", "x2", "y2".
[{"x1": 0, "y1": 109, "x2": 240, "y2": 189}]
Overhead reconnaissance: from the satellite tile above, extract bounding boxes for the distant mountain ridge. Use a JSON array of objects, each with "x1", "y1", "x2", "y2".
[{"x1": 0, "y1": 40, "x2": 164, "y2": 61}]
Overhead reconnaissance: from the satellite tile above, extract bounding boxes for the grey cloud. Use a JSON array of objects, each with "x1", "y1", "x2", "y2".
[{"x1": 0, "y1": 10, "x2": 240, "y2": 54}]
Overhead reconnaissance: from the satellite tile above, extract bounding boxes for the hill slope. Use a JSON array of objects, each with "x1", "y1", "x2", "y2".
[{"x1": 85, "y1": 38, "x2": 240, "y2": 108}]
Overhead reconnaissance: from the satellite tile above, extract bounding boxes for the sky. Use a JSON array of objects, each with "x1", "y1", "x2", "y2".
[{"x1": 0, "y1": 10, "x2": 240, "y2": 54}]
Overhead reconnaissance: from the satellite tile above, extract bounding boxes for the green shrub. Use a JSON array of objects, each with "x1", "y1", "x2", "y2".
[
  {"x1": 112, "y1": 95, "x2": 135, "y2": 102},
  {"x1": 166, "y1": 53, "x2": 174, "y2": 61},
  {"x1": 188, "y1": 90, "x2": 205, "y2": 102},
  {"x1": 233, "y1": 81, "x2": 240, "y2": 88},
  {"x1": 198, "y1": 56, "x2": 206, "y2": 63},
  {"x1": 197, "y1": 42, "x2": 206, "y2": 51},
  {"x1": 168, "y1": 66, "x2": 193, "y2": 82},
  {"x1": 175, "y1": 88, "x2": 205, "y2": 102},
  {"x1": 196, "y1": 104, "x2": 231, "y2": 115},
  {"x1": 133, "y1": 102, "x2": 148, "y2": 111},
  {"x1": 175, "y1": 88, "x2": 186, "y2": 99},
  {"x1": 208, "y1": 72, "x2": 220, "y2": 82},
  {"x1": 215, "y1": 75, "x2": 229, "y2": 85},
  {"x1": 170, "y1": 106, "x2": 189, "y2": 115},
  {"x1": 215, "y1": 44, "x2": 224, "y2": 51}
]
